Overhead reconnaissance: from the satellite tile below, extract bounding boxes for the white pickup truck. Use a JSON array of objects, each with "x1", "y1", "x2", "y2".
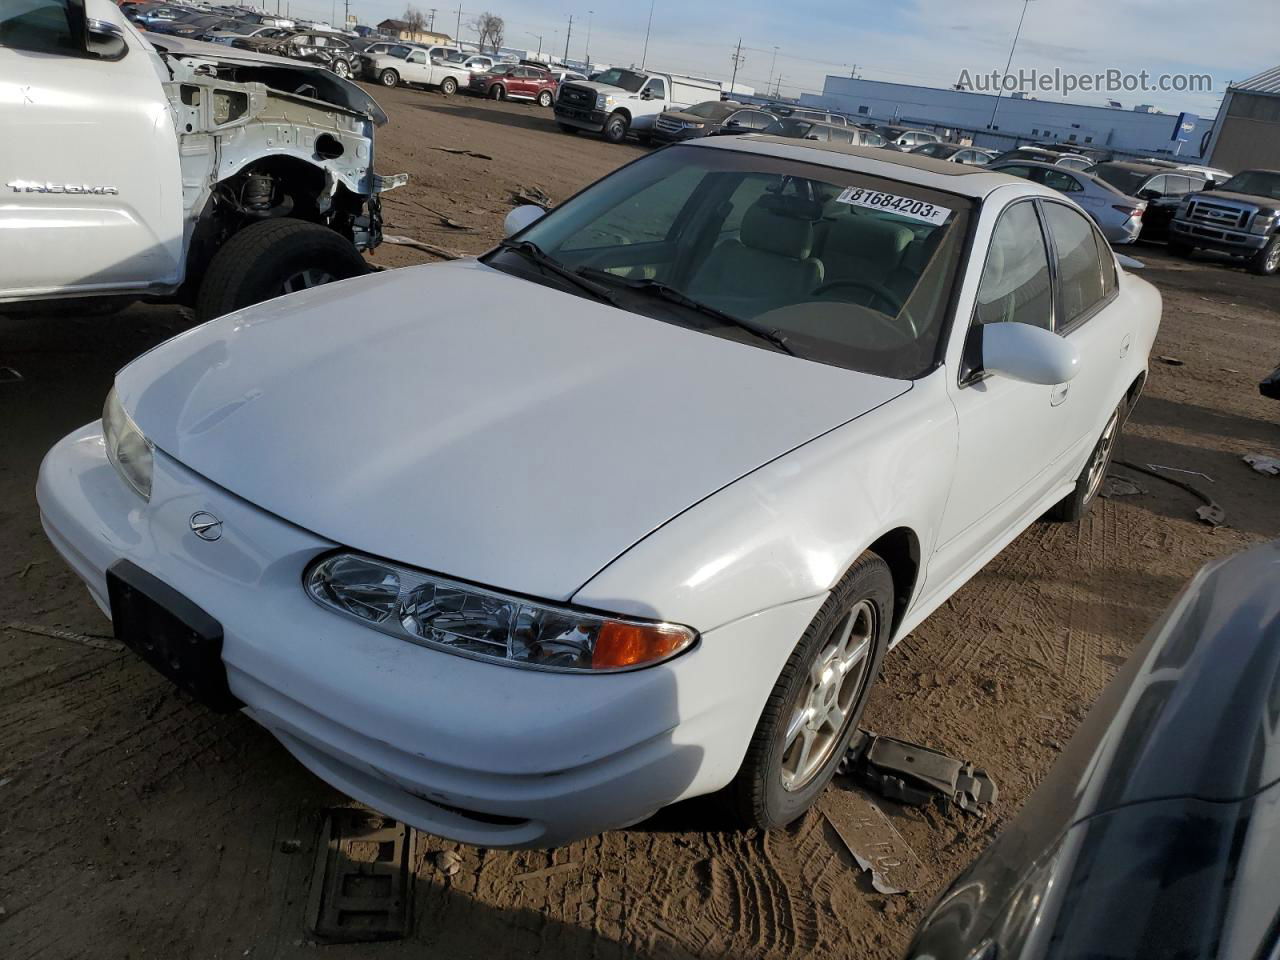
[
  {"x1": 366, "y1": 46, "x2": 470, "y2": 95},
  {"x1": 0, "y1": 0, "x2": 405, "y2": 321},
  {"x1": 554, "y1": 67, "x2": 722, "y2": 143}
]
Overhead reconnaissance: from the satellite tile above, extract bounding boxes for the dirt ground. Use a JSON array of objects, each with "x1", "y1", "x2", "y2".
[{"x1": 2, "y1": 83, "x2": 1279, "y2": 960}]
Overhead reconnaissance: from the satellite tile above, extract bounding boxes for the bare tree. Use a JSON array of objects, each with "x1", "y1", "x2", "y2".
[
  {"x1": 469, "y1": 12, "x2": 504, "y2": 53},
  {"x1": 402, "y1": 5, "x2": 426, "y2": 34}
]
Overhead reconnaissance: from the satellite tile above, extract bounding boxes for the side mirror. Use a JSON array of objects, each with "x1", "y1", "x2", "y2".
[
  {"x1": 640, "y1": 89, "x2": 653, "y2": 100},
  {"x1": 1137, "y1": 189, "x2": 1161, "y2": 201},
  {"x1": 503, "y1": 204, "x2": 545, "y2": 237},
  {"x1": 83, "y1": 17, "x2": 129, "y2": 60},
  {"x1": 980, "y1": 322, "x2": 1080, "y2": 385}
]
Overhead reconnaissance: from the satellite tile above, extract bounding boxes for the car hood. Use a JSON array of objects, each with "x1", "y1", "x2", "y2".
[
  {"x1": 116, "y1": 260, "x2": 908, "y2": 602},
  {"x1": 1200, "y1": 189, "x2": 1280, "y2": 213}
]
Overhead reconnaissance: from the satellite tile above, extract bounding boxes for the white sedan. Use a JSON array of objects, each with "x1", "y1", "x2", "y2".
[{"x1": 38, "y1": 137, "x2": 1160, "y2": 848}]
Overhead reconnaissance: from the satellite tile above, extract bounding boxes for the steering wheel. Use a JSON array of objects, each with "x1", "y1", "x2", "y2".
[{"x1": 810, "y1": 279, "x2": 918, "y2": 340}]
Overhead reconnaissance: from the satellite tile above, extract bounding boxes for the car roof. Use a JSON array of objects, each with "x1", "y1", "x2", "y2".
[
  {"x1": 686, "y1": 136, "x2": 1053, "y2": 199},
  {"x1": 1096, "y1": 160, "x2": 1167, "y2": 174}
]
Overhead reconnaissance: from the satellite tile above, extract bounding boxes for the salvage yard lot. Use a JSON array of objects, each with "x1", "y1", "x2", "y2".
[{"x1": 2, "y1": 83, "x2": 1279, "y2": 959}]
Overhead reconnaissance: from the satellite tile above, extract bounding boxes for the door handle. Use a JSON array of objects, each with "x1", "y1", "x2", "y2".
[
  {"x1": 1050, "y1": 382, "x2": 1070, "y2": 406},
  {"x1": 1120, "y1": 334, "x2": 1132, "y2": 358}
]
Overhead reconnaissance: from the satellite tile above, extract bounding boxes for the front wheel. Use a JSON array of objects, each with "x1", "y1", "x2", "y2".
[
  {"x1": 489, "y1": 83, "x2": 505, "y2": 100},
  {"x1": 537, "y1": 89, "x2": 553, "y2": 107},
  {"x1": 603, "y1": 111, "x2": 628, "y2": 143},
  {"x1": 1248, "y1": 235, "x2": 1280, "y2": 276},
  {"x1": 194, "y1": 219, "x2": 369, "y2": 323},
  {"x1": 1046, "y1": 402, "x2": 1123, "y2": 522},
  {"x1": 440, "y1": 76, "x2": 458, "y2": 95},
  {"x1": 721, "y1": 553, "x2": 892, "y2": 830},
  {"x1": 379, "y1": 69, "x2": 399, "y2": 88},
  {"x1": 331, "y1": 58, "x2": 350, "y2": 79}
]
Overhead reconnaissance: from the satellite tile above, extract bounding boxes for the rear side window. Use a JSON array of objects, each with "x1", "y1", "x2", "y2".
[
  {"x1": 975, "y1": 201, "x2": 1053, "y2": 330},
  {"x1": 1, "y1": 0, "x2": 76, "y2": 54},
  {"x1": 1043, "y1": 203, "x2": 1107, "y2": 327}
]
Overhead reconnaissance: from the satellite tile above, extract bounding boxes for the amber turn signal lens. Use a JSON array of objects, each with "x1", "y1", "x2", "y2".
[{"x1": 591, "y1": 621, "x2": 696, "y2": 669}]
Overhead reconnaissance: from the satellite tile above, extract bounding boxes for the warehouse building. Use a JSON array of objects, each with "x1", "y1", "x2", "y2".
[
  {"x1": 1205, "y1": 65, "x2": 1280, "y2": 172},
  {"x1": 801, "y1": 76, "x2": 1202, "y2": 158}
]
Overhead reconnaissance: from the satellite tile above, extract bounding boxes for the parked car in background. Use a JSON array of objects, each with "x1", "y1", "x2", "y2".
[
  {"x1": 765, "y1": 118, "x2": 888, "y2": 146},
  {"x1": 443, "y1": 52, "x2": 495, "y2": 73},
  {"x1": 990, "y1": 161, "x2": 1146, "y2": 245},
  {"x1": 356, "y1": 42, "x2": 412, "y2": 78},
  {"x1": 652, "y1": 100, "x2": 778, "y2": 143},
  {"x1": 1091, "y1": 161, "x2": 1207, "y2": 204},
  {"x1": 203, "y1": 22, "x2": 290, "y2": 44},
  {"x1": 369, "y1": 46, "x2": 469, "y2": 94},
  {"x1": 1134, "y1": 158, "x2": 1232, "y2": 185},
  {"x1": 359, "y1": 39, "x2": 416, "y2": 57},
  {"x1": 146, "y1": 12, "x2": 233, "y2": 37},
  {"x1": 37, "y1": 133, "x2": 1158, "y2": 850},
  {"x1": 910, "y1": 143, "x2": 996, "y2": 165},
  {"x1": 993, "y1": 146, "x2": 1094, "y2": 171},
  {"x1": 907, "y1": 541, "x2": 1280, "y2": 960},
  {"x1": 554, "y1": 67, "x2": 721, "y2": 143},
  {"x1": 871, "y1": 125, "x2": 942, "y2": 150},
  {"x1": 469, "y1": 63, "x2": 558, "y2": 105},
  {"x1": 238, "y1": 30, "x2": 361, "y2": 78},
  {"x1": 781, "y1": 106, "x2": 849, "y2": 126},
  {"x1": 1169, "y1": 168, "x2": 1280, "y2": 274}
]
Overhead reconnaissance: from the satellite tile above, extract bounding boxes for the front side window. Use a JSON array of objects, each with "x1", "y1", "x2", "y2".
[
  {"x1": 1043, "y1": 203, "x2": 1107, "y2": 327},
  {"x1": 643, "y1": 78, "x2": 666, "y2": 99},
  {"x1": 974, "y1": 201, "x2": 1052, "y2": 330},
  {"x1": 0, "y1": 0, "x2": 76, "y2": 54},
  {"x1": 407, "y1": 50, "x2": 425, "y2": 63},
  {"x1": 488, "y1": 145, "x2": 972, "y2": 379}
]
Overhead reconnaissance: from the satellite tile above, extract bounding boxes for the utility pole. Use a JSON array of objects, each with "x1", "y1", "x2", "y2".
[
  {"x1": 455, "y1": 3, "x2": 462, "y2": 42},
  {"x1": 427, "y1": 7, "x2": 436, "y2": 31},
  {"x1": 989, "y1": 0, "x2": 1035, "y2": 129},
  {"x1": 773, "y1": 74, "x2": 783, "y2": 98},
  {"x1": 527, "y1": 31, "x2": 542, "y2": 56},
  {"x1": 729, "y1": 38, "x2": 744, "y2": 95},
  {"x1": 640, "y1": 0, "x2": 655, "y2": 69},
  {"x1": 563, "y1": 14, "x2": 572, "y2": 63},
  {"x1": 584, "y1": 9, "x2": 593, "y2": 66},
  {"x1": 343, "y1": 0, "x2": 349, "y2": 28}
]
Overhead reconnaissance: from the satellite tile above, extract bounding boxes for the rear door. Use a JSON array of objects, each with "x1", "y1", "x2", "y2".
[{"x1": 0, "y1": 0, "x2": 183, "y2": 299}]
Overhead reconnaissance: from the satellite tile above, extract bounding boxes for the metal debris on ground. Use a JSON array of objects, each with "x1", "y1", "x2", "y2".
[
  {"x1": 1115, "y1": 460, "x2": 1225, "y2": 527},
  {"x1": 382, "y1": 234, "x2": 463, "y2": 261},
  {"x1": 305, "y1": 809, "x2": 416, "y2": 943},
  {"x1": 432, "y1": 146, "x2": 494, "y2": 160},
  {"x1": 839, "y1": 731, "x2": 998, "y2": 814},
  {"x1": 511, "y1": 186, "x2": 553, "y2": 209},
  {"x1": 5, "y1": 621, "x2": 124, "y2": 652},
  {"x1": 1156, "y1": 355, "x2": 1185, "y2": 366},
  {"x1": 0, "y1": 367, "x2": 21, "y2": 382},
  {"x1": 822, "y1": 796, "x2": 930, "y2": 894},
  {"x1": 1243, "y1": 454, "x2": 1280, "y2": 476},
  {"x1": 1196, "y1": 503, "x2": 1226, "y2": 526},
  {"x1": 1147, "y1": 463, "x2": 1214, "y2": 482},
  {"x1": 1100, "y1": 476, "x2": 1144, "y2": 499}
]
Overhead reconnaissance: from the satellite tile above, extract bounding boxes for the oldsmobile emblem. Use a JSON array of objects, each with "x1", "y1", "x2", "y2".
[{"x1": 189, "y1": 512, "x2": 224, "y2": 542}]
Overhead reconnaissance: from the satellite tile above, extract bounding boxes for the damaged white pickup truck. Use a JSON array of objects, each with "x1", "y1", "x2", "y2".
[{"x1": 0, "y1": 0, "x2": 406, "y2": 320}]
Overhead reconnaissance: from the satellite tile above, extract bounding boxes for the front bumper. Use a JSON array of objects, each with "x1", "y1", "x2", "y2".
[
  {"x1": 553, "y1": 104, "x2": 607, "y2": 131},
  {"x1": 1170, "y1": 218, "x2": 1269, "y2": 253},
  {"x1": 37, "y1": 423, "x2": 823, "y2": 848}
]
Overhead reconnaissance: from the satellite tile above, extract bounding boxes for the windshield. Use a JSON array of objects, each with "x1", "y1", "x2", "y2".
[
  {"x1": 682, "y1": 101, "x2": 737, "y2": 120},
  {"x1": 1217, "y1": 171, "x2": 1280, "y2": 200},
  {"x1": 1092, "y1": 165, "x2": 1151, "y2": 193},
  {"x1": 592, "y1": 68, "x2": 647, "y2": 92},
  {"x1": 488, "y1": 145, "x2": 972, "y2": 379}
]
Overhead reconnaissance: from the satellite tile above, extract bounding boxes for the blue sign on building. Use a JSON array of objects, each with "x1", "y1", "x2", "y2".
[{"x1": 1172, "y1": 112, "x2": 1198, "y2": 142}]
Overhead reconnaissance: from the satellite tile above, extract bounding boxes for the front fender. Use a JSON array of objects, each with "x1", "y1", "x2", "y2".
[{"x1": 572, "y1": 369, "x2": 958, "y2": 633}]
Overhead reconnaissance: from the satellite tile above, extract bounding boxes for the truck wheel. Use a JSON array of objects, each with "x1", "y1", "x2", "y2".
[
  {"x1": 721, "y1": 552, "x2": 891, "y2": 830},
  {"x1": 537, "y1": 89, "x2": 553, "y2": 107},
  {"x1": 557, "y1": 123, "x2": 578, "y2": 134},
  {"x1": 195, "y1": 219, "x2": 368, "y2": 323},
  {"x1": 332, "y1": 59, "x2": 350, "y2": 79},
  {"x1": 1248, "y1": 235, "x2": 1280, "y2": 276},
  {"x1": 379, "y1": 69, "x2": 399, "y2": 87},
  {"x1": 441, "y1": 76, "x2": 458, "y2": 95},
  {"x1": 490, "y1": 83, "x2": 506, "y2": 100},
  {"x1": 1167, "y1": 239, "x2": 1193, "y2": 257},
  {"x1": 603, "y1": 111, "x2": 628, "y2": 143}
]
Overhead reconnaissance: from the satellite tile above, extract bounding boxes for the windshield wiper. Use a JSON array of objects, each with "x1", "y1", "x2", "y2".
[
  {"x1": 497, "y1": 239, "x2": 622, "y2": 307},
  {"x1": 577, "y1": 268, "x2": 797, "y2": 357}
]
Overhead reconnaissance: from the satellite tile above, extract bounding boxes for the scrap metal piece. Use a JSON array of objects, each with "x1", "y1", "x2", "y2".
[
  {"x1": 306, "y1": 809, "x2": 415, "y2": 943},
  {"x1": 1147, "y1": 463, "x2": 1214, "y2": 483},
  {"x1": 823, "y1": 794, "x2": 930, "y2": 894},
  {"x1": 1244, "y1": 454, "x2": 1280, "y2": 476},
  {"x1": 841, "y1": 731, "x2": 998, "y2": 814}
]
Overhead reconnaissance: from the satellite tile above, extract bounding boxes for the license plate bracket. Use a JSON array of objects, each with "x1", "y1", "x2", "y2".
[{"x1": 106, "y1": 560, "x2": 242, "y2": 713}]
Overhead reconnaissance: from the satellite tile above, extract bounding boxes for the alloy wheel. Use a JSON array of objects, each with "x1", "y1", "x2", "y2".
[
  {"x1": 1267, "y1": 242, "x2": 1280, "y2": 273},
  {"x1": 780, "y1": 599, "x2": 876, "y2": 791},
  {"x1": 1084, "y1": 410, "x2": 1120, "y2": 501},
  {"x1": 281, "y1": 268, "x2": 336, "y2": 295}
]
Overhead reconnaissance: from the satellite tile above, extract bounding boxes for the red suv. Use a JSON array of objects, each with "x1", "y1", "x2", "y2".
[{"x1": 468, "y1": 64, "x2": 558, "y2": 106}]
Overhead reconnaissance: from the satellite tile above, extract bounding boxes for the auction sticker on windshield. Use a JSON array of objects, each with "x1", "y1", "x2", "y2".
[{"x1": 835, "y1": 187, "x2": 952, "y2": 225}]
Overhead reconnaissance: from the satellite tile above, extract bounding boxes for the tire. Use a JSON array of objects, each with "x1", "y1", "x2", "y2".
[
  {"x1": 194, "y1": 218, "x2": 368, "y2": 323},
  {"x1": 603, "y1": 111, "x2": 628, "y2": 144},
  {"x1": 332, "y1": 59, "x2": 350, "y2": 79},
  {"x1": 1167, "y1": 238, "x2": 1193, "y2": 257},
  {"x1": 557, "y1": 123, "x2": 578, "y2": 134},
  {"x1": 1045, "y1": 401, "x2": 1123, "y2": 522},
  {"x1": 537, "y1": 89, "x2": 553, "y2": 107},
  {"x1": 490, "y1": 83, "x2": 505, "y2": 100},
  {"x1": 379, "y1": 68, "x2": 399, "y2": 88},
  {"x1": 722, "y1": 552, "x2": 893, "y2": 830},
  {"x1": 1247, "y1": 235, "x2": 1280, "y2": 276},
  {"x1": 440, "y1": 76, "x2": 458, "y2": 96}
]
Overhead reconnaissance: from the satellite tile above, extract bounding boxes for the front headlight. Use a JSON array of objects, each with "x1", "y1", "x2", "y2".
[
  {"x1": 595, "y1": 93, "x2": 613, "y2": 109},
  {"x1": 1251, "y1": 212, "x2": 1278, "y2": 235},
  {"x1": 305, "y1": 553, "x2": 698, "y2": 673},
  {"x1": 102, "y1": 386, "x2": 153, "y2": 500}
]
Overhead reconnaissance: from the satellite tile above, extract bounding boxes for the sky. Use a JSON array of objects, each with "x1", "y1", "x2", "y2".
[{"x1": 285, "y1": 0, "x2": 1277, "y2": 116}]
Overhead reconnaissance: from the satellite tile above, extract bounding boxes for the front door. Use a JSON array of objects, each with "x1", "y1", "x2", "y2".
[
  {"x1": 0, "y1": 1, "x2": 183, "y2": 299},
  {"x1": 403, "y1": 49, "x2": 431, "y2": 83}
]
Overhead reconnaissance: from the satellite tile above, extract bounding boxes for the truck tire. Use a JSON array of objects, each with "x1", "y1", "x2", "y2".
[
  {"x1": 537, "y1": 89, "x2": 553, "y2": 107},
  {"x1": 557, "y1": 123, "x2": 578, "y2": 134},
  {"x1": 441, "y1": 75, "x2": 458, "y2": 95},
  {"x1": 603, "y1": 111, "x2": 628, "y2": 143},
  {"x1": 490, "y1": 83, "x2": 506, "y2": 100},
  {"x1": 379, "y1": 68, "x2": 399, "y2": 87},
  {"x1": 1247, "y1": 235, "x2": 1280, "y2": 276},
  {"x1": 195, "y1": 219, "x2": 368, "y2": 323}
]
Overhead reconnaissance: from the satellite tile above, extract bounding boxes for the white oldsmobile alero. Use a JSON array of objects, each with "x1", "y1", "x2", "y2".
[{"x1": 38, "y1": 137, "x2": 1160, "y2": 848}]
